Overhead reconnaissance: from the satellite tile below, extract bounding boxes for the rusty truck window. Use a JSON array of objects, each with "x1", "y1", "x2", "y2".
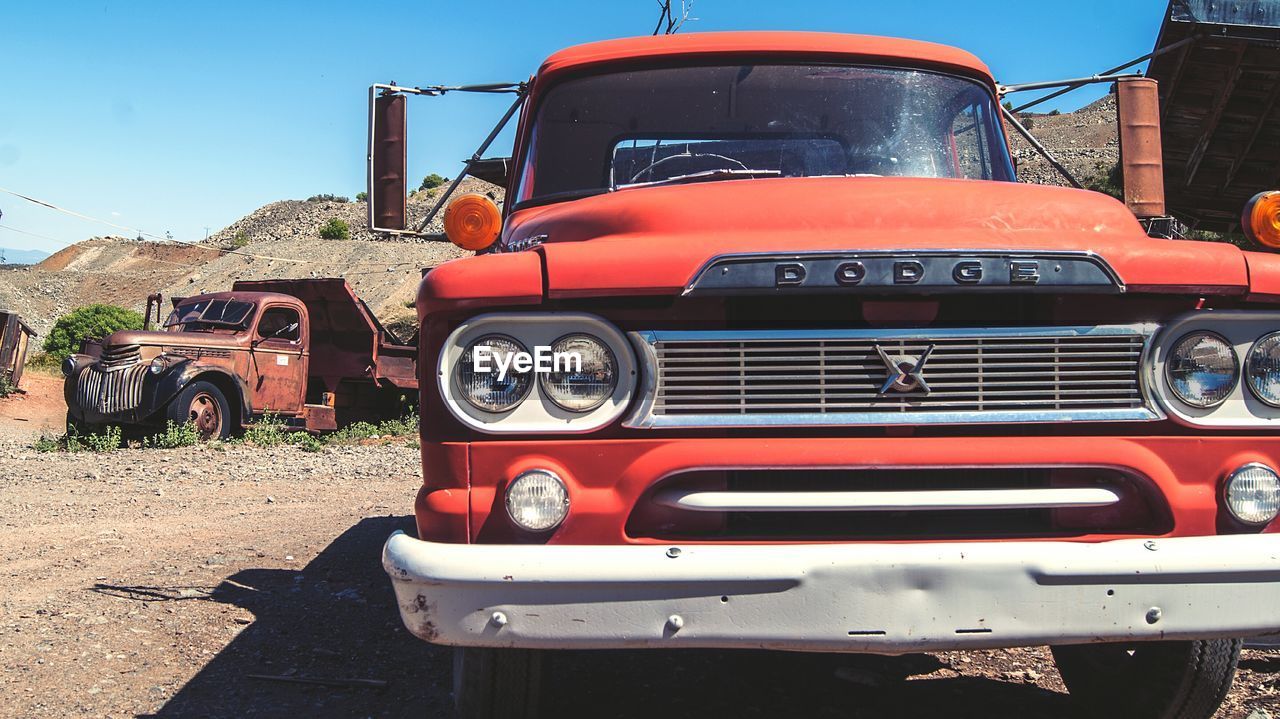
[
  {"x1": 517, "y1": 64, "x2": 1013, "y2": 202},
  {"x1": 257, "y1": 307, "x2": 301, "y2": 343},
  {"x1": 164, "y1": 299, "x2": 255, "y2": 332}
]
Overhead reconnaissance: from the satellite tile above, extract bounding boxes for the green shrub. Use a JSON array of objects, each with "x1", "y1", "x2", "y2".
[
  {"x1": 307, "y1": 193, "x2": 349, "y2": 203},
  {"x1": 231, "y1": 231, "x2": 249, "y2": 249},
  {"x1": 146, "y1": 420, "x2": 200, "y2": 449},
  {"x1": 1083, "y1": 161, "x2": 1124, "y2": 202},
  {"x1": 242, "y1": 413, "x2": 290, "y2": 447},
  {"x1": 37, "y1": 424, "x2": 124, "y2": 453},
  {"x1": 43, "y1": 304, "x2": 145, "y2": 363},
  {"x1": 1048, "y1": 109, "x2": 1062, "y2": 116},
  {"x1": 318, "y1": 218, "x2": 351, "y2": 241},
  {"x1": 328, "y1": 413, "x2": 419, "y2": 444},
  {"x1": 0, "y1": 376, "x2": 14, "y2": 398},
  {"x1": 355, "y1": 191, "x2": 368, "y2": 202},
  {"x1": 419, "y1": 173, "x2": 448, "y2": 192}
]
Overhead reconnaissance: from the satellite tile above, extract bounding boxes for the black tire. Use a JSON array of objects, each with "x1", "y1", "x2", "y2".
[
  {"x1": 1051, "y1": 639, "x2": 1242, "y2": 719},
  {"x1": 452, "y1": 647, "x2": 542, "y2": 719},
  {"x1": 166, "y1": 380, "x2": 233, "y2": 441}
]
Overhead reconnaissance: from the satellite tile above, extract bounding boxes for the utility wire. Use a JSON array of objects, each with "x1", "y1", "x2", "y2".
[{"x1": 0, "y1": 185, "x2": 171, "y2": 242}]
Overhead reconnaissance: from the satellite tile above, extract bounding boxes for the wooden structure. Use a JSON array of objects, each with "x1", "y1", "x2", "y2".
[{"x1": 1147, "y1": 0, "x2": 1280, "y2": 231}]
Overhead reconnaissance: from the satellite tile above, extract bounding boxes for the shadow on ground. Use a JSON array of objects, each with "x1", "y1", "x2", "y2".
[{"x1": 143, "y1": 516, "x2": 1074, "y2": 718}]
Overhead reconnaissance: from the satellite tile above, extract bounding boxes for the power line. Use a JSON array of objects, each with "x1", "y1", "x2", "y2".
[
  {"x1": 0, "y1": 223, "x2": 67, "y2": 246},
  {"x1": 0, "y1": 185, "x2": 175, "y2": 242}
]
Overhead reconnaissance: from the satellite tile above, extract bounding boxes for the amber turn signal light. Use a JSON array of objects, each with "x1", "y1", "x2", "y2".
[
  {"x1": 1243, "y1": 191, "x2": 1280, "y2": 250},
  {"x1": 443, "y1": 194, "x2": 502, "y2": 251}
]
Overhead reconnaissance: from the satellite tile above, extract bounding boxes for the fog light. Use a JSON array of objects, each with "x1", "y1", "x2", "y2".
[
  {"x1": 505, "y1": 469, "x2": 569, "y2": 532},
  {"x1": 1224, "y1": 463, "x2": 1280, "y2": 526}
]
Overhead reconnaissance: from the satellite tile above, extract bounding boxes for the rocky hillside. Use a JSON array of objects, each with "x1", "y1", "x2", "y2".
[{"x1": 1008, "y1": 95, "x2": 1119, "y2": 189}]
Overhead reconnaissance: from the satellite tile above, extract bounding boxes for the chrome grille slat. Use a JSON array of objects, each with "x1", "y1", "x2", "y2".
[
  {"x1": 76, "y1": 363, "x2": 147, "y2": 415},
  {"x1": 624, "y1": 325, "x2": 1161, "y2": 428}
]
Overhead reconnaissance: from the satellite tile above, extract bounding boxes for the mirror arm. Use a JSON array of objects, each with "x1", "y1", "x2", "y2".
[
  {"x1": 1001, "y1": 106, "x2": 1083, "y2": 189},
  {"x1": 415, "y1": 87, "x2": 529, "y2": 233}
]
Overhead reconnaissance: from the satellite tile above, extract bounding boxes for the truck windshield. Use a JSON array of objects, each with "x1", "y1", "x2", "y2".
[
  {"x1": 515, "y1": 63, "x2": 1013, "y2": 203},
  {"x1": 164, "y1": 299, "x2": 255, "y2": 332}
]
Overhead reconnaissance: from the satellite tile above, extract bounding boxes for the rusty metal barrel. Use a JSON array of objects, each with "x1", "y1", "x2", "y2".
[{"x1": 1116, "y1": 77, "x2": 1166, "y2": 219}]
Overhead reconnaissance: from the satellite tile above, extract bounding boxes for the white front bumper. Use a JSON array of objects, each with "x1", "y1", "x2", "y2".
[{"x1": 383, "y1": 531, "x2": 1280, "y2": 653}]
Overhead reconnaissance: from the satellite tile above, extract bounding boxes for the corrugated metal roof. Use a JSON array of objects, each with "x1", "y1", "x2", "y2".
[{"x1": 1147, "y1": 0, "x2": 1280, "y2": 231}]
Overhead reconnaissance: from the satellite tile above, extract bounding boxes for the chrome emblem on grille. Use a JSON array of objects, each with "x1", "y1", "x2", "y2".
[{"x1": 876, "y1": 344, "x2": 935, "y2": 395}]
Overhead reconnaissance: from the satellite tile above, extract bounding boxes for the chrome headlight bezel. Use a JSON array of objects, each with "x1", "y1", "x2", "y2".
[
  {"x1": 453, "y1": 334, "x2": 534, "y2": 413},
  {"x1": 1246, "y1": 332, "x2": 1280, "y2": 408},
  {"x1": 1223, "y1": 462, "x2": 1280, "y2": 526},
  {"x1": 538, "y1": 333, "x2": 619, "y2": 412},
  {"x1": 437, "y1": 313, "x2": 637, "y2": 434},
  {"x1": 1165, "y1": 330, "x2": 1239, "y2": 409},
  {"x1": 1150, "y1": 311, "x2": 1280, "y2": 428}
]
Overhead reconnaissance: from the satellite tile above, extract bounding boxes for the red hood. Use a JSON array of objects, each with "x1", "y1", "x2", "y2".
[{"x1": 502, "y1": 177, "x2": 1250, "y2": 297}]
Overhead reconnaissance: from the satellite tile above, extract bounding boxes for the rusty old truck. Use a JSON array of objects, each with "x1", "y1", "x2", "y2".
[
  {"x1": 370, "y1": 29, "x2": 1280, "y2": 719},
  {"x1": 62, "y1": 278, "x2": 417, "y2": 440}
]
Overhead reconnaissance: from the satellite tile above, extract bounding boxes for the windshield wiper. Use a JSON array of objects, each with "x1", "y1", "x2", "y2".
[
  {"x1": 616, "y1": 168, "x2": 782, "y2": 190},
  {"x1": 164, "y1": 319, "x2": 246, "y2": 329}
]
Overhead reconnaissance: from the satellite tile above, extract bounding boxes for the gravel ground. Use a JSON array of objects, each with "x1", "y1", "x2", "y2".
[{"x1": 0, "y1": 401, "x2": 1279, "y2": 716}]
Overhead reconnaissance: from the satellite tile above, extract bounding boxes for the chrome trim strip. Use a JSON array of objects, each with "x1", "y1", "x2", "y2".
[
  {"x1": 684, "y1": 249, "x2": 1126, "y2": 295},
  {"x1": 654, "y1": 487, "x2": 1122, "y2": 512},
  {"x1": 623, "y1": 324, "x2": 1163, "y2": 429}
]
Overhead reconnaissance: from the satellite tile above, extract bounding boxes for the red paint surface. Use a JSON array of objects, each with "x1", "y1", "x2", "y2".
[
  {"x1": 536, "y1": 32, "x2": 995, "y2": 86},
  {"x1": 407, "y1": 436, "x2": 1279, "y2": 545}
]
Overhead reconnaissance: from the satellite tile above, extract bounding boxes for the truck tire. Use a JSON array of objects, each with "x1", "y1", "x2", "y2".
[
  {"x1": 167, "y1": 381, "x2": 232, "y2": 441},
  {"x1": 452, "y1": 647, "x2": 542, "y2": 719},
  {"x1": 1051, "y1": 639, "x2": 1241, "y2": 719}
]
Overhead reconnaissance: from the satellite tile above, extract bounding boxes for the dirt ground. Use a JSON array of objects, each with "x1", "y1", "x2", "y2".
[{"x1": 1, "y1": 385, "x2": 1279, "y2": 718}]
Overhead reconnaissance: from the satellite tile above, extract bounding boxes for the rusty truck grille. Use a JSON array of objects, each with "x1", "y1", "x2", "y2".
[
  {"x1": 98, "y1": 344, "x2": 142, "y2": 369},
  {"x1": 623, "y1": 325, "x2": 1159, "y2": 428},
  {"x1": 77, "y1": 363, "x2": 148, "y2": 415}
]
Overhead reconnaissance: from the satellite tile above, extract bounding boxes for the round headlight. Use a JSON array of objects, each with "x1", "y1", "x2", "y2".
[
  {"x1": 1167, "y1": 332, "x2": 1238, "y2": 408},
  {"x1": 455, "y1": 335, "x2": 532, "y2": 412},
  {"x1": 1247, "y1": 333, "x2": 1280, "y2": 407},
  {"x1": 505, "y1": 469, "x2": 570, "y2": 532},
  {"x1": 149, "y1": 356, "x2": 167, "y2": 375},
  {"x1": 1224, "y1": 463, "x2": 1280, "y2": 525},
  {"x1": 538, "y1": 334, "x2": 618, "y2": 412},
  {"x1": 60, "y1": 357, "x2": 77, "y2": 377}
]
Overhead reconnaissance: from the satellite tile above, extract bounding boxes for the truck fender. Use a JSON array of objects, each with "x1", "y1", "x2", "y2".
[{"x1": 146, "y1": 363, "x2": 252, "y2": 425}]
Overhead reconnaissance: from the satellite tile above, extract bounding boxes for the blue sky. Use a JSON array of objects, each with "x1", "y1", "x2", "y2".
[{"x1": 0, "y1": 0, "x2": 1169, "y2": 254}]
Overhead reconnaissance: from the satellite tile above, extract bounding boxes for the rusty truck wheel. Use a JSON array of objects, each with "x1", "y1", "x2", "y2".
[
  {"x1": 452, "y1": 647, "x2": 542, "y2": 719},
  {"x1": 167, "y1": 381, "x2": 232, "y2": 441},
  {"x1": 1051, "y1": 639, "x2": 1241, "y2": 719}
]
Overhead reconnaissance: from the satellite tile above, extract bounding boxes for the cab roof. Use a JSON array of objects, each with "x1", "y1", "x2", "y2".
[{"x1": 537, "y1": 31, "x2": 994, "y2": 85}]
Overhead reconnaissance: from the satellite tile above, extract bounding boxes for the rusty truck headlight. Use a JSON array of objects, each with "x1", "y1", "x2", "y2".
[
  {"x1": 1224, "y1": 463, "x2": 1280, "y2": 526},
  {"x1": 539, "y1": 334, "x2": 618, "y2": 412},
  {"x1": 61, "y1": 357, "x2": 77, "y2": 377},
  {"x1": 1167, "y1": 332, "x2": 1238, "y2": 408},
  {"x1": 455, "y1": 334, "x2": 533, "y2": 412}
]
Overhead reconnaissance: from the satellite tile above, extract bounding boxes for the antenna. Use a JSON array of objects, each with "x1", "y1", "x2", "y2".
[{"x1": 653, "y1": 0, "x2": 694, "y2": 35}]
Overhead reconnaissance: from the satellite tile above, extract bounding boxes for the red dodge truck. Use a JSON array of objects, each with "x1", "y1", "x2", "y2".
[{"x1": 374, "y1": 32, "x2": 1280, "y2": 718}]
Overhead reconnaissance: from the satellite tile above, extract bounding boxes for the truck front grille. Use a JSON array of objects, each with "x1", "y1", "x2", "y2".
[
  {"x1": 76, "y1": 363, "x2": 147, "y2": 415},
  {"x1": 98, "y1": 344, "x2": 141, "y2": 369},
  {"x1": 624, "y1": 325, "x2": 1159, "y2": 428}
]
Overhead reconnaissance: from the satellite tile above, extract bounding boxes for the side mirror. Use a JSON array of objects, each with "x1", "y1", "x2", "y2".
[
  {"x1": 1116, "y1": 77, "x2": 1166, "y2": 220},
  {"x1": 368, "y1": 89, "x2": 408, "y2": 233}
]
